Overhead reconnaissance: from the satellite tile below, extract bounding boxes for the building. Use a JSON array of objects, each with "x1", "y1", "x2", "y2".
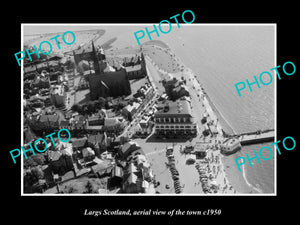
[
  {"x1": 118, "y1": 141, "x2": 144, "y2": 161},
  {"x1": 133, "y1": 83, "x2": 154, "y2": 102},
  {"x1": 50, "y1": 85, "x2": 65, "y2": 107},
  {"x1": 88, "y1": 69, "x2": 131, "y2": 100},
  {"x1": 87, "y1": 133, "x2": 107, "y2": 157},
  {"x1": 32, "y1": 76, "x2": 50, "y2": 89},
  {"x1": 82, "y1": 147, "x2": 96, "y2": 163},
  {"x1": 90, "y1": 160, "x2": 114, "y2": 178},
  {"x1": 28, "y1": 113, "x2": 60, "y2": 132},
  {"x1": 123, "y1": 53, "x2": 147, "y2": 80},
  {"x1": 122, "y1": 154, "x2": 155, "y2": 193},
  {"x1": 220, "y1": 138, "x2": 242, "y2": 155},
  {"x1": 121, "y1": 102, "x2": 140, "y2": 120},
  {"x1": 87, "y1": 115, "x2": 104, "y2": 126},
  {"x1": 71, "y1": 137, "x2": 88, "y2": 152},
  {"x1": 73, "y1": 41, "x2": 131, "y2": 100},
  {"x1": 154, "y1": 100, "x2": 197, "y2": 138},
  {"x1": 47, "y1": 149, "x2": 74, "y2": 176},
  {"x1": 109, "y1": 166, "x2": 123, "y2": 189},
  {"x1": 194, "y1": 142, "x2": 209, "y2": 158},
  {"x1": 134, "y1": 116, "x2": 153, "y2": 136}
]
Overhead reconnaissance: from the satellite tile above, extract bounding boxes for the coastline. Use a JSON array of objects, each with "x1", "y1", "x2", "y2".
[
  {"x1": 143, "y1": 43, "x2": 239, "y2": 194},
  {"x1": 143, "y1": 43, "x2": 237, "y2": 136},
  {"x1": 221, "y1": 153, "x2": 260, "y2": 194},
  {"x1": 142, "y1": 41, "x2": 263, "y2": 194},
  {"x1": 203, "y1": 91, "x2": 236, "y2": 136}
]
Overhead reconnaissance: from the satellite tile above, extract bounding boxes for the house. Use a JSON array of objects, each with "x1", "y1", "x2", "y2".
[
  {"x1": 59, "y1": 120, "x2": 71, "y2": 130},
  {"x1": 82, "y1": 147, "x2": 96, "y2": 163},
  {"x1": 118, "y1": 141, "x2": 145, "y2": 162},
  {"x1": 32, "y1": 113, "x2": 60, "y2": 131},
  {"x1": 50, "y1": 85, "x2": 65, "y2": 107},
  {"x1": 87, "y1": 115, "x2": 104, "y2": 126},
  {"x1": 47, "y1": 150, "x2": 74, "y2": 176},
  {"x1": 103, "y1": 118, "x2": 125, "y2": 135},
  {"x1": 69, "y1": 115, "x2": 87, "y2": 131},
  {"x1": 109, "y1": 166, "x2": 123, "y2": 189},
  {"x1": 134, "y1": 117, "x2": 153, "y2": 136},
  {"x1": 122, "y1": 163, "x2": 143, "y2": 193},
  {"x1": 121, "y1": 102, "x2": 140, "y2": 120},
  {"x1": 90, "y1": 160, "x2": 114, "y2": 178},
  {"x1": 87, "y1": 133, "x2": 107, "y2": 157},
  {"x1": 32, "y1": 76, "x2": 50, "y2": 89},
  {"x1": 71, "y1": 137, "x2": 88, "y2": 151},
  {"x1": 122, "y1": 155, "x2": 154, "y2": 193}
]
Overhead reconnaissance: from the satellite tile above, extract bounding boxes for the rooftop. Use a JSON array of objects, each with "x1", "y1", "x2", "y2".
[
  {"x1": 50, "y1": 85, "x2": 64, "y2": 95},
  {"x1": 155, "y1": 100, "x2": 192, "y2": 117}
]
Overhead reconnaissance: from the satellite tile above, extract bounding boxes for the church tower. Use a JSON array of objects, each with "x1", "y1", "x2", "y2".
[{"x1": 92, "y1": 41, "x2": 107, "y2": 74}]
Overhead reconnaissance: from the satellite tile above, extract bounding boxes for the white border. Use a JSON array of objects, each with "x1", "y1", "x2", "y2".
[{"x1": 21, "y1": 23, "x2": 277, "y2": 196}]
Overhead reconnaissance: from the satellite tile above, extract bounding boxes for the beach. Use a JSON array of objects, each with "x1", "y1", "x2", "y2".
[
  {"x1": 136, "y1": 27, "x2": 274, "y2": 193},
  {"x1": 132, "y1": 42, "x2": 240, "y2": 194}
]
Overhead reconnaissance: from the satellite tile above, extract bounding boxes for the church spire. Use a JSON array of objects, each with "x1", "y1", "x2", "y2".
[{"x1": 92, "y1": 41, "x2": 101, "y2": 74}]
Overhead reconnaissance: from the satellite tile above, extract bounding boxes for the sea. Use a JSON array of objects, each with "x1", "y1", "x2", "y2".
[{"x1": 157, "y1": 25, "x2": 275, "y2": 194}]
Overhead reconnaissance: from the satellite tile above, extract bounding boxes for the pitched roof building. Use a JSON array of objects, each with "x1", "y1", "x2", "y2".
[{"x1": 73, "y1": 41, "x2": 131, "y2": 100}]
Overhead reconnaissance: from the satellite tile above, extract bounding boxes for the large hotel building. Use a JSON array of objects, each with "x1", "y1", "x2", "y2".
[{"x1": 154, "y1": 100, "x2": 197, "y2": 138}]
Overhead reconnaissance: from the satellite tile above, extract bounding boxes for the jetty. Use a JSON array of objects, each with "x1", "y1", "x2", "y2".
[{"x1": 230, "y1": 129, "x2": 275, "y2": 146}]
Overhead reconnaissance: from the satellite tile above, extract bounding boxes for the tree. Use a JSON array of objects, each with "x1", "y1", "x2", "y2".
[
  {"x1": 82, "y1": 104, "x2": 89, "y2": 115},
  {"x1": 30, "y1": 166, "x2": 44, "y2": 181},
  {"x1": 87, "y1": 101, "x2": 96, "y2": 113},
  {"x1": 98, "y1": 97, "x2": 106, "y2": 109},
  {"x1": 84, "y1": 181, "x2": 94, "y2": 193},
  {"x1": 71, "y1": 104, "x2": 82, "y2": 113},
  {"x1": 24, "y1": 157, "x2": 38, "y2": 169},
  {"x1": 32, "y1": 154, "x2": 46, "y2": 166}
]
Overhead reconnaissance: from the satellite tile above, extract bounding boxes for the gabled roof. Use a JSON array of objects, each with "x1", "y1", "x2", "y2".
[
  {"x1": 88, "y1": 133, "x2": 105, "y2": 145},
  {"x1": 71, "y1": 138, "x2": 87, "y2": 148},
  {"x1": 91, "y1": 161, "x2": 114, "y2": 175},
  {"x1": 60, "y1": 120, "x2": 69, "y2": 126}
]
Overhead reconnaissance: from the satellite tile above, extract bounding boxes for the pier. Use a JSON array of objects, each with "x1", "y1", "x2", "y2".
[{"x1": 232, "y1": 129, "x2": 275, "y2": 146}]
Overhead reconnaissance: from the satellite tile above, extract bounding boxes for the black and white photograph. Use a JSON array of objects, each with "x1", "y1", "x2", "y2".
[
  {"x1": 20, "y1": 24, "x2": 275, "y2": 195},
  {"x1": 3, "y1": 4, "x2": 298, "y2": 224}
]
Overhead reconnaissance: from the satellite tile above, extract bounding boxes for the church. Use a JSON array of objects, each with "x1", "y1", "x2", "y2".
[{"x1": 73, "y1": 41, "x2": 132, "y2": 100}]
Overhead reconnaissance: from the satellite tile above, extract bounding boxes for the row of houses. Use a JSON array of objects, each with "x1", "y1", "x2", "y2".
[
  {"x1": 122, "y1": 82, "x2": 155, "y2": 121},
  {"x1": 25, "y1": 109, "x2": 126, "y2": 137}
]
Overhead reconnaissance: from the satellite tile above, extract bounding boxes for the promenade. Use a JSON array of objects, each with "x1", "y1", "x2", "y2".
[{"x1": 135, "y1": 49, "x2": 237, "y2": 194}]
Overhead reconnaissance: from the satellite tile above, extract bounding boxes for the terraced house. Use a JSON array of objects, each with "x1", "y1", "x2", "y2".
[{"x1": 154, "y1": 100, "x2": 197, "y2": 138}]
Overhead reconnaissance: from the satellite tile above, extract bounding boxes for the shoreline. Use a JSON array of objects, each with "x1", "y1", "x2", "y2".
[
  {"x1": 143, "y1": 46, "x2": 239, "y2": 194},
  {"x1": 144, "y1": 43, "x2": 237, "y2": 136}
]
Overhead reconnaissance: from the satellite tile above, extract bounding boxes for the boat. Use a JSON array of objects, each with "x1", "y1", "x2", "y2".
[{"x1": 220, "y1": 138, "x2": 242, "y2": 155}]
